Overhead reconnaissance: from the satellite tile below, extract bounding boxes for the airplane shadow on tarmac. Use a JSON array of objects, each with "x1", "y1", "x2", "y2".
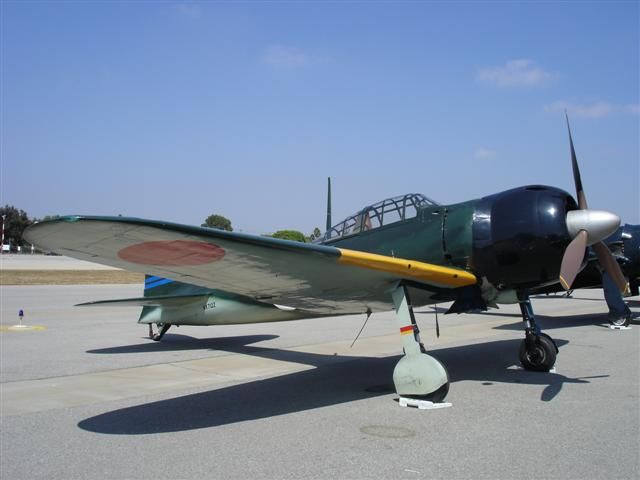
[
  {"x1": 79, "y1": 334, "x2": 608, "y2": 435},
  {"x1": 87, "y1": 334, "x2": 281, "y2": 354}
]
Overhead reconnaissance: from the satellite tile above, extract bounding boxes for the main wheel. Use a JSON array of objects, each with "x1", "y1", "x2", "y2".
[
  {"x1": 425, "y1": 362, "x2": 450, "y2": 403},
  {"x1": 393, "y1": 353, "x2": 449, "y2": 401},
  {"x1": 519, "y1": 335, "x2": 557, "y2": 372},
  {"x1": 402, "y1": 364, "x2": 450, "y2": 403}
]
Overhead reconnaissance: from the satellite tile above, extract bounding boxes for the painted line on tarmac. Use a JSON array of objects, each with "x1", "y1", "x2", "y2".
[{"x1": 0, "y1": 324, "x2": 47, "y2": 332}]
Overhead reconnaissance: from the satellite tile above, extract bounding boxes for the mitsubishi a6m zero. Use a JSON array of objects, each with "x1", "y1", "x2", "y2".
[{"x1": 24, "y1": 120, "x2": 629, "y2": 403}]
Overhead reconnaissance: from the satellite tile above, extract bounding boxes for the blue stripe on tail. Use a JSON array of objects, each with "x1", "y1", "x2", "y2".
[{"x1": 144, "y1": 276, "x2": 174, "y2": 290}]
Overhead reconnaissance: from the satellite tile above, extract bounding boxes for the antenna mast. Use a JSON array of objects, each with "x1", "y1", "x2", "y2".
[{"x1": 326, "y1": 177, "x2": 332, "y2": 231}]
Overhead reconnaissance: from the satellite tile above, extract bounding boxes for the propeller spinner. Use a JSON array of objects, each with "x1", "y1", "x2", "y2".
[{"x1": 559, "y1": 115, "x2": 628, "y2": 294}]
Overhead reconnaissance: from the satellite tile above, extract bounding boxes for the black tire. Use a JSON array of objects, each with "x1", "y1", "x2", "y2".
[
  {"x1": 425, "y1": 380, "x2": 450, "y2": 403},
  {"x1": 151, "y1": 323, "x2": 171, "y2": 341},
  {"x1": 519, "y1": 335, "x2": 557, "y2": 372},
  {"x1": 404, "y1": 361, "x2": 450, "y2": 403}
]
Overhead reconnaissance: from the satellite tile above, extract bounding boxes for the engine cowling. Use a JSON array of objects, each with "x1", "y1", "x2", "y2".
[{"x1": 471, "y1": 185, "x2": 579, "y2": 290}]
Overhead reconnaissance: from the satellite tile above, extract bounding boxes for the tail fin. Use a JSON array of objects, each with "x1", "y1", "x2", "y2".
[
  {"x1": 144, "y1": 275, "x2": 210, "y2": 298},
  {"x1": 76, "y1": 275, "x2": 210, "y2": 308}
]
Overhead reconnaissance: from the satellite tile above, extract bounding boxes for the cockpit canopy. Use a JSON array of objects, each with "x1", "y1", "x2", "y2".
[{"x1": 319, "y1": 193, "x2": 439, "y2": 242}]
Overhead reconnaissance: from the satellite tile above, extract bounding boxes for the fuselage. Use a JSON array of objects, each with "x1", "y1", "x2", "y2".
[{"x1": 322, "y1": 185, "x2": 579, "y2": 306}]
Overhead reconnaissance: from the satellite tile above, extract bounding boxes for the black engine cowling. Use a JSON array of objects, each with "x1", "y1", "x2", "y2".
[{"x1": 471, "y1": 185, "x2": 579, "y2": 290}]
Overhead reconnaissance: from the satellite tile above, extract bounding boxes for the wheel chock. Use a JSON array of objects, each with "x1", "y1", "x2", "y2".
[
  {"x1": 398, "y1": 397, "x2": 452, "y2": 410},
  {"x1": 507, "y1": 365, "x2": 557, "y2": 373}
]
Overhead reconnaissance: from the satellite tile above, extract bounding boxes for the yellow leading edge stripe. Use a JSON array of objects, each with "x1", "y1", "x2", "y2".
[{"x1": 337, "y1": 248, "x2": 477, "y2": 288}]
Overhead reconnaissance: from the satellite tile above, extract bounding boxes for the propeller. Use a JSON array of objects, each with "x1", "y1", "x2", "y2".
[{"x1": 559, "y1": 114, "x2": 629, "y2": 294}]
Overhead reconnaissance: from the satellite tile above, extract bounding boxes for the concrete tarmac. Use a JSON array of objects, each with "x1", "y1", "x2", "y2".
[
  {"x1": 1, "y1": 280, "x2": 638, "y2": 479},
  {"x1": 1, "y1": 254, "x2": 120, "y2": 270}
]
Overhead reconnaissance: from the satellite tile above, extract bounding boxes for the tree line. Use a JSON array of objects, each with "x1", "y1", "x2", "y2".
[
  {"x1": 201, "y1": 213, "x2": 322, "y2": 242},
  {"x1": 1, "y1": 206, "x2": 35, "y2": 251},
  {"x1": 0, "y1": 206, "x2": 323, "y2": 252}
]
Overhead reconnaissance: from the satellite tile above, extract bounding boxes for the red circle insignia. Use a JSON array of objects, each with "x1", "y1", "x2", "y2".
[{"x1": 118, "y1": 240, "x2": 225, "y2": 266}]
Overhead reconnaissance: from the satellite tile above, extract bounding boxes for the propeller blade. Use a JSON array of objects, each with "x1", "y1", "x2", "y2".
[
  {"x1": 592, "y1": 242, "x2": 629, "y2": 294},
  {"x1": 559, "y1": 230, "x2": 588, "y2": 290},
  {"x1": 565, "y1": 112, "x2": 588, "y2": 209},
  {"x1": 562, "y1": 114, "x2": 627, "y2": 295}
]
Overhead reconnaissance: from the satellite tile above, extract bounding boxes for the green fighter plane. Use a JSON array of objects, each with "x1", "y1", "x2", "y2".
[{"x1": 24, "y1": 119, "x2": 628, "y2": 403}]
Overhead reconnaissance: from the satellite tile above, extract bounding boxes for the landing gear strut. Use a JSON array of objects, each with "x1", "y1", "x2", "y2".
[
  {"x1": 391, "y1": 283, "x2": 449, "y2": 402},
  {"x1": 148, "y1": 323, "x2": 171, "y2": 341},
  {"x1": 518, "y1": 296, "x2": 558, "y2": 371}
]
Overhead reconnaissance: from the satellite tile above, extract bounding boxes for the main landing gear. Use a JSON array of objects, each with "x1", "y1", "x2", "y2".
[
  {"x1": 391, "y1": 283, "x2": 450, "y2": 402},
  {"x1": 518, "y1": 296, "x2": 558, "y2": 372},
  {"x1": 148, "y1": 323, "x2": 171, "y2": 341}
]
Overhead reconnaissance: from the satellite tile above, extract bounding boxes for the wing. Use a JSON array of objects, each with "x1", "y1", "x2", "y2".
[{"x1": 24, "y1": 216, "x2": 477, "y2": 314}]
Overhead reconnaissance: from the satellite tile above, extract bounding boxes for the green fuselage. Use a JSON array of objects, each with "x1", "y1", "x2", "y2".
[{"x1": 323, "y1": 201, "x2": 476, "y2": 272}]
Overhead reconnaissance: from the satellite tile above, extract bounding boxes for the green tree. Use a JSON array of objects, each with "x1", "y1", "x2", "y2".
[
  {"x1": 270, "y1": 230, "x2": 307, "y2": 242},
  {"x1": 1, "y1": 205, "x2": 33, "y2": 248},
  {"x1": 202, "y1": 214, "x2": 233, "y2": 231},
  {"x1": 307, "y1": 227, "x2": 322, "y2": 242}
]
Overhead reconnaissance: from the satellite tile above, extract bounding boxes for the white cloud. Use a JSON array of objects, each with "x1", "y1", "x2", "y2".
[
  {"x1": 474, "y1": 147, "x2": 497, "y2": 160},
  {"x1": 545, "y1": 100, "x2": 640, "y2": 119},
  {"x1": 476, "y1": 59, "x2": 555, "y2": 87},
  {"x1": 262, "y1": 45, "x2": 324, "y2": 69}
]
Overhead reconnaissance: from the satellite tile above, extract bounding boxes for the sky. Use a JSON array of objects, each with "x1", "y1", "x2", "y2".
[{"x1": 1, "y1": 1, "x2": 638, "y2": 235}]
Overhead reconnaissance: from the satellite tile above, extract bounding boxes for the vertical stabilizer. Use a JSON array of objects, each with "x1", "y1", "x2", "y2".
[{"x1": 143, "y1": 275, "x2": 209, "y2": 297}]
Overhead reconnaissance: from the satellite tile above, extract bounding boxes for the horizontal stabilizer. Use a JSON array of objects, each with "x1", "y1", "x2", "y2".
[
  {"x1": 76, "y1": 294, "x2": 207, "y2": 308},
  {"x1": 78, "y1": 291, "x2": 321, "y2": 326}
]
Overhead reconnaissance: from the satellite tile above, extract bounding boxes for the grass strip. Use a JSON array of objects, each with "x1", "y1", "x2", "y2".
[{"x1": 1, "y1": 270, "x2": 145, "y2": 285}]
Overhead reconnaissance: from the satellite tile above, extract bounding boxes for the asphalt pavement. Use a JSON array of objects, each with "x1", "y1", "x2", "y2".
[{"x1": 1, "y1": 276, "x2": 638, "y2": 479}]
